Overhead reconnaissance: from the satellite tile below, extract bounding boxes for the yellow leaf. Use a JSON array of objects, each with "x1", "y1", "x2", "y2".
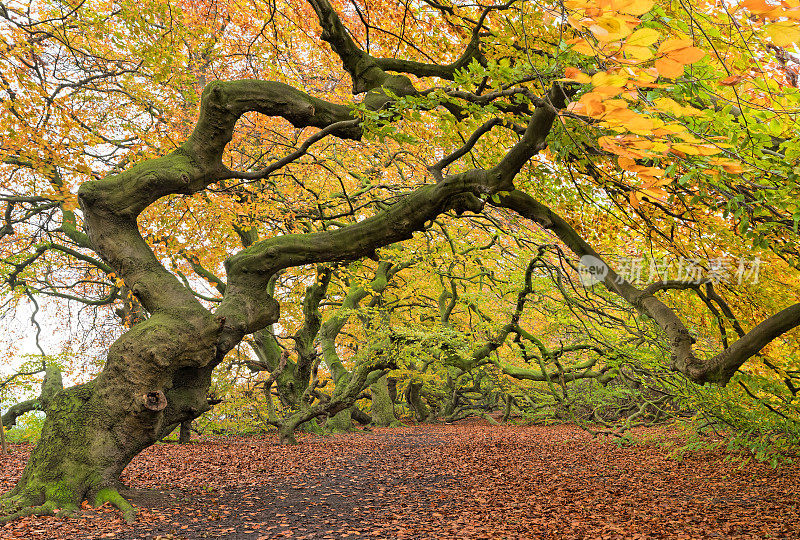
[
  {"x1": 655, "y1": 123, "x2": 688, "y2": 134},
  {"x1": 670, "y1": 143, "x2": 701, "y2": 155},
  {"x1": 603, "y1": 99, "x2": 629, "y2": 110},
  {"x1": 594, "y1": 85, "x2": 626, "y2": 97},
  {"x1": 589, "y1": 24, "x2": 611, "y2": 40},
  {"x1": 630, "y1": 139, "x2": 655, "y2": 150},
  {"x1": 653, "y1": 98, "x2": 705, "y2": 117},
  {"x1": 708, "y1": 158, "x2": 745, "y2": 173},
  {"x1": 627, "y1": 28, "x2": 660, "y2": 46},
  {"x1": 695, "y1": 144, "x2": 723, "y2": 156},
  {"x1": 649, "y1": 141, "x2": 670, "y2": 153},
  {"x1": 591, "y1": 72, "x2": 628, "y2": 87},
  {"x1": 625, "y1": 115, "x2": 658, "y2": 133},
  {"x1": 680, "y1": 105, "x2": 705, "y2": 116},
  {"x1": 567, "y1": 16, "x2": 586, "y2": 30},
  {"x1": 655, "y1": 57, "x2": 684, "y2": 78},
  {"x1": 567, "y1": 38, "x2": 596, "y2": 55},
  {"x1": 590, "y1": 16, "x2": 633, "y2": 42},
  {"x1": 629, "y1": 191, "x2": 641, "y2": 208},
  {"x1": 623, "y1": 44, "x2": 654, "y2": 61},
  {"x1": 634, "y1": 68, "x2": 659, "y2": 84},
  {"x1": 765, "y1": 22, "x2": 800, "y2": 47},
  {"x1": 675, "y1": 132, "x2": 703, "y2": 143},
  {"x1": 653, "y1": 97, "x2": 684, "y2": 116}
]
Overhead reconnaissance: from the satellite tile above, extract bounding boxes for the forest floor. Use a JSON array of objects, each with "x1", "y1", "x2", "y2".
[{"x1": 1, "y1": 420, "x2": 799, "y2": 539}]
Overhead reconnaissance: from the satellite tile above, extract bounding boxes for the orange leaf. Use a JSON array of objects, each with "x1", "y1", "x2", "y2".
[
  {"x1": 666, "y1": 47, "x2": 706, "y2": 63},
  {"x1": 580, "y1": 93, "x2": 606, "y2": 116},
  {"x1": 655, "y1": 57, "x2": 684, "y2": 78},
  {"x1": 719, "y1": 74, "x2": 746, "y2": 85},
  {"x1": 617, "y1": 0, "x2": 655, "y2": 15},
  {"x1": 642, "y1": 186, "x2": 669, "y2": 200},
  {"x1": 740, "y1": 0, "x2": 779, "y2": 13},
  {"x1": 561, "y1": 67, "x2": 592, "y2": 83},
  {"x1": 657, "y1": 39, "x2": 694, "y2": 54}
]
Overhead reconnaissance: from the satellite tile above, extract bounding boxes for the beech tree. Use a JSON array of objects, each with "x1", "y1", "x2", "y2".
[{"x1": 1, "y1": 0, "x2": 799, "y2": 523}]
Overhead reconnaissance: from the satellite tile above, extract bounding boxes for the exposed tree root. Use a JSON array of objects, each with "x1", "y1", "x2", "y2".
[
  {"x1": 0, "y1": 485, "x2": 136, "y2": 524},
  {"x1": 0, "y1": 494, "x2": 77, "y2": 523},
  {"x1": 94, "y1": 488, "x2": 137, "y2": 523}
]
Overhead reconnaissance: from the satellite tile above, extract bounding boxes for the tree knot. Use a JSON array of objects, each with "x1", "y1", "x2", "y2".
[{"x1": 139, "y1": 390, "x2": 167, "y2": 412}]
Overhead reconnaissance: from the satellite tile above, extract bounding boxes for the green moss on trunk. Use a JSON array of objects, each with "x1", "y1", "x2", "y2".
[
  {"x1": 325, "y1": 408, "x2": 353, "y2": 433},
  {"x1": 370, "y1": 375, "x2": 400, "y2": 427}
]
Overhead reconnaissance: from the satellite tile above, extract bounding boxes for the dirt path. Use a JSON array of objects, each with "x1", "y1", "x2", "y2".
[{"x1": 1, "y1": 422, "x2": 799, "y2": 539}]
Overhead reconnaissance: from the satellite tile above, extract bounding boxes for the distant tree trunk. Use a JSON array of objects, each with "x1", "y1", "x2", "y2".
[
  {"x1": 406, "y1": 381, "x2": 430, "y2": 422},
  {"x1": 0, "y1": 407, "x2": 7, "y2": 454},
  {"x1": 350, "y1": 405, "x2": 372, "y2": 425},
  {"x1": 371, "y1": 374, "x2": 399, "y2": 426},
  {"x1": 502, "y1": 395, "x2": 515, "y2": 423},
  {"x1": 178, "y1": 420, "x2": 191, "y2": 444},
  {"x1": 325, "y1": 408, "x2": 352, "y2": 432}
]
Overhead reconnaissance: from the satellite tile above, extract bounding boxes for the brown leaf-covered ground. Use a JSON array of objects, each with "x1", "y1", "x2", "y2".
[{"x1": 1, "y1": 421, "x2": 798, "y2": 539}]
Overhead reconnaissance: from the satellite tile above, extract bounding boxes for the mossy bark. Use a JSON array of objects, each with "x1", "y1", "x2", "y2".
[
  {"x1": 0, "y1": 414, "x2": 6, "y2": 454},
  {"x1": 325, "y1": 409, "x2": 352, "y2": 432},
  {"x1": 370, "y1": 374, "x2": 399, "y2": 427}
]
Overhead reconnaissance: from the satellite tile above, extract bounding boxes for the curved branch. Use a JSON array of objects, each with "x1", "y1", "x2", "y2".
[
  {"x1": 2, "y1": 365, "x2": 63, "y2": 429},
  {"x1": 76, "y1": 80, "x2": 360, "y2": 317},
  {"x1": 496, "y1": 190, "x2": 800, "y2": 384},
  {"x1": 307, "y1": 0, "x2": 388, "y2": 93}
]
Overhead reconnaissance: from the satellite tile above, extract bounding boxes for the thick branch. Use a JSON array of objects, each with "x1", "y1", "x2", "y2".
[{"x1": 77, "y1": 80, "x2": 359, "y2": 318}]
